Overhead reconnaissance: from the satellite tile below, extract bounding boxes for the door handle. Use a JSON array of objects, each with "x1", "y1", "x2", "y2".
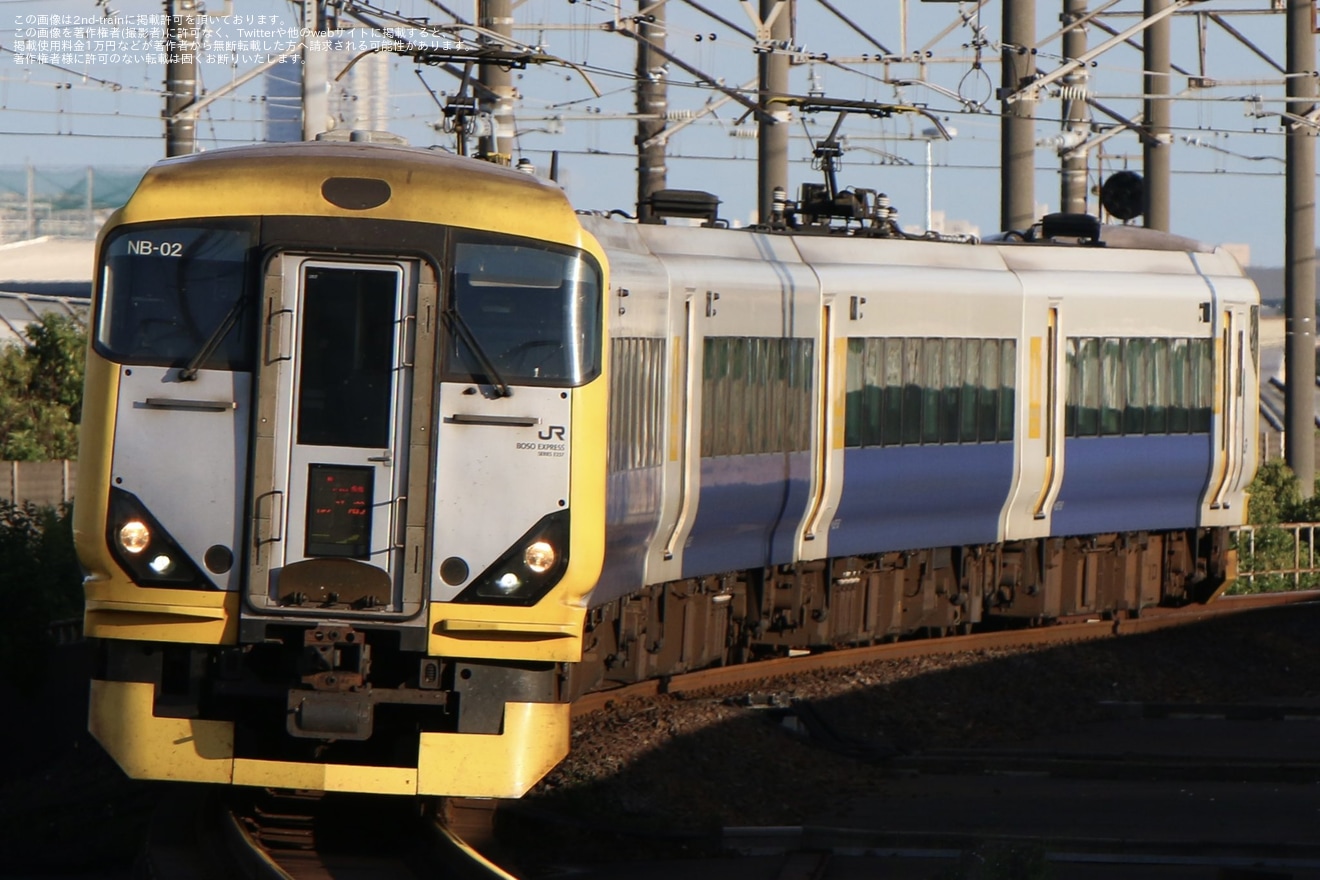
[{"x1": 392, "y1": 495, "x2": 407, "y2": 549}]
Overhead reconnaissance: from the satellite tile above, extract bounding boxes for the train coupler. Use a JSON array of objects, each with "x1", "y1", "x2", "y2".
[{"x1": 286, "y1": 624, "x2": 450, "y2": 741}]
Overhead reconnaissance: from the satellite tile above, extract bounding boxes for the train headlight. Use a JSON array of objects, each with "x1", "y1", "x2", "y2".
[
  {"x1": 118, "y1": 521, "x2": 151, "y2": 554},
  {"x1": 456, "y1": 510, "x2": 570, "y2": 606},
  {"x1": 523, "y1": 541, "x2": 556, "y2": 574},
  {"x1": 106, "y1": 487, "x2": 211, "y2": 589}
]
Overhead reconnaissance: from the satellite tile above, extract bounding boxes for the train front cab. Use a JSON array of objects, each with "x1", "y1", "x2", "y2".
[{"x1": 75, "y1": 144, "x2": 609, "y2": 797}]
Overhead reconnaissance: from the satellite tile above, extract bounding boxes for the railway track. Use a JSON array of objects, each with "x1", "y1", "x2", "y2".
[
  {"x1": 136, "y1": 591, "x2": 1319, "y2": 879},
  {"x1": 1261, "y1": 373, "x2": 1320, "y2": 431},
  {"x1": 136, "y1": 788, "x2": 517, "y2": 880},
  {"x1": 711, "y1": 689, "x2": 1320, "y2": 878},
  {"x1": 516, "y1": 590, "x2": 1320, "y2": 879}
]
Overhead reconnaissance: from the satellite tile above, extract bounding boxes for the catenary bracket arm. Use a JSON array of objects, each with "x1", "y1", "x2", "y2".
[
  {"x1": 1003, "y1": 0, "x2": 1204, "y2": 105},
  {"x1": 616, "y1": 25, "x2": 776, "y2": 124}
]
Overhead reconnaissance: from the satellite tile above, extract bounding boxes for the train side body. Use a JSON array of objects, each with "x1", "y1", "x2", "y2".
[{"x1": 586, "y1": 214, "x2": 1258, "y2": 626}]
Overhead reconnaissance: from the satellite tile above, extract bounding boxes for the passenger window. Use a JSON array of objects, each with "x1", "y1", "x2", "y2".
[
  {"x1": 701, "y1": 337, "x2": 727, "y2": 457},
  {"x1": 1191, "y1": 337, "x2": 1214, "y2": 433},
  {"x1": 960, "y1": 339, "x2": 980, "y2": 443},
  {"x1": 1076, "y1": 338, "x2": 1100, "y2": 437},
  {"x1": 922, "y1": 338, "x2": 943, "y2": 444},
  {"x1": 703, "y1": 336, "x2": 815, "y2": 456},
  {"x1": 730, "y1": 337, "x2": 751, "y2": 455},
  {"x1": 841, "y1": 336, "x2": 1016, "y2": 448},
  {"x1": 902, "y1": 338, "x2": 924, "y2": 445},
  {"x1": 979, "y1": 339, "x2": 1000, "y2": 443},
  {"x1": 863, "y1": 338, "x2": 885, "y2": 447},
  {"x1": 1065, "y1": 338, "x2": 1079, "y2": 438},
  {"x1": 1099, "y1": 338, "x2": 1124, "y2": 436},
  {"x1": 845, "y1": 338, "x2": 865, "y2": 448},
  {"x1": 1123, "y1": 338, "x2": 1148, "y2": 435},
  {"x1": 1169, "y1": 338, "x2": 1191, "y2": 433},
  {"x1": 1147, "y1": 339, "x2": 1169, "y2": 434},
  {"x1": 941, "y1": 338, "x2": 963, "y2": 444},
  {"x1": 998, "y1": 339, "x2": 1016, "y2": 442},
  {"x1": 882, "y1": 339, "x2": 904, "y2": 446},
  {"x1": 608, "y1": 337, "x2": 665, "y2": 473}
]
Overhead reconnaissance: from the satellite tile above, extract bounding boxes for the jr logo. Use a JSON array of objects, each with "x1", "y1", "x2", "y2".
[{"x1": 538, "y1": 425, "x2": 566, "y2": 441}]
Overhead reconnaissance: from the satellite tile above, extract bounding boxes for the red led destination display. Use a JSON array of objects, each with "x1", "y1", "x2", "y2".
[{"x1": 305, "y1": 464, "x2": 373, "y2": 559}]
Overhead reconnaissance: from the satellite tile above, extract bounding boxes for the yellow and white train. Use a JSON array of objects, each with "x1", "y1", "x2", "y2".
[{"x1": 76, "y1": 137, "x2": 1258, "y2": 798}]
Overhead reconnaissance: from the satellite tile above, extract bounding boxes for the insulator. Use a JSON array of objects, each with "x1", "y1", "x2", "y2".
[
  {"x1": 1057, "y1": 84, "x2": 1089, "y2": 102},
  {"x1": 730, "y1": 128, "x2": 759, "y2": 139},
  {"x1": 666, "y1": 109, "x2": 699, "y2": 121}
]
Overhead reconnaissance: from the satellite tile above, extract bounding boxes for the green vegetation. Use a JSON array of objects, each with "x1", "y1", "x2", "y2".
[
  {"x1": 0, "y1": 501, "x2": 82, "y2": 694},
  {"x1": 0, "y1": 315, "x2": 87, "y2": 692},
  {"x1": 0, "y1": 313, "x2": 86, "y2": 461},
  {"x1": 1233, "y1": 458, "x2": 1320, "y2": 593}
]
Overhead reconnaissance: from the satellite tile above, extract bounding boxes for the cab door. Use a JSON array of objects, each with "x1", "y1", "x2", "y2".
[{"x1": 248, "y1": 256, "x2": 419, "y2": 616}]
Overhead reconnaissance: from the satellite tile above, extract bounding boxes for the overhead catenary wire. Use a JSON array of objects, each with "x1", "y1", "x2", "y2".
[{"x1": 0, "y1": 2, "x2": 1298, "y2": 187}]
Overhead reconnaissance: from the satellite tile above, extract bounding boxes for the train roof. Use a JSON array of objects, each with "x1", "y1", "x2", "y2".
[
  {"x1": 617, "y1": 182, "x2": 1228, "y2": 256},
  {"x1": 110, "y1": 140, "x2": 590, "y2": 252},
  {"x1": 984, "y1": 222, "x2": 1215, "y2": 253}
]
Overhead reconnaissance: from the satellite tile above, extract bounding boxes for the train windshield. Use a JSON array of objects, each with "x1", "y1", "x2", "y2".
[
  {"x1": 445, "y1": 234, "x2": 602, "y2": 387},
  {"x1": 97, "y1": 224, "x2": 255, "y2": 371}
]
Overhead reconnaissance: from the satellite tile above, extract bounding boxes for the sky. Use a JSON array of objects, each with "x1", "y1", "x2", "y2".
[{"x1": 0, "y1": 0, "x2": 1307, "y2": 266}]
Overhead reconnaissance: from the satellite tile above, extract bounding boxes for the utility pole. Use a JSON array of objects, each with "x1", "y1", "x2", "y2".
[
  {"x1": 478, "y1": 0, "x2": 515, "y2": 164},
  {"x1": 636, "y1": 2, "x2": 667, "y2": 221},
  {"x1": 1285, "y1": 0, "x2": 1317, "y2": 495},
  {"x1": 1142, "y1": 0, "x2": 1171, "y2": 230},
  {"x1": 302, "y1": 0, "x2": 329, "y2": 140},
  {"x1": 25, "y1": 164, "x2": 35, "y2": 240},
  {"x1": 1001, "y1": 0, "x2": 1036, "y2": 232},
  {"x1": 757, "y1": 0, "x2": 791, "y2": 223},
  {"x1": 164, "y1": 0, "x2": 199, "y2": 156},
  {"x1": 1060, "y1": 0, "x2": 1088, "y2": 214},
  {"x1": 86, "y1": 167, "x2": 95, "y2": 236}
]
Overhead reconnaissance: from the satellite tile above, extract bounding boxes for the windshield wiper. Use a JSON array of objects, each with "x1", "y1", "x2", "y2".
[
  {"x1": 442, "y1": 305, "x2": 512, "y2": 398},
  {"x1": 179, "y1": 295, "x2": 249, "y2": 381}
]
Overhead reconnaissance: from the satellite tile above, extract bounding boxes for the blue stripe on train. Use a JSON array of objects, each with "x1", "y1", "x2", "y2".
[
  {"x1": 1051, "y1": 434, "x2": 1212, "y2": 536},
  {"x1": 830, "y1": 444, "x2": 1015, "y2": 556},
  {"x1": 682, "y1": 452, "x2": 811, "y2": 578}
]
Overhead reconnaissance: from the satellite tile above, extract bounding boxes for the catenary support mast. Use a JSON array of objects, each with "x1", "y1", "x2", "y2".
[
  {"x1": 165, "y1": 0, "x2": 199, "y2": 155},
  {"x1": 1142, "y1": 0, "x2": 1171, "y2": 230},
  {"x1": 636, "y1": 2, "x2": 668, "y2": 221},
  {"x1": 758, "y1": 0, "x2": 791, "y2": 223},
  {"x1": 1001, "y1": 0, "x2": 1036, "y2": 231},
  {"x1": 1060, "y1": 0, "x2": 1088, "y2": 214},
  {"x1": 1285, "y1": 0, "x2": 1317, "y2": 495},
  {"x1": 478, "y1": 0, "x2": 515, "y2": 163},
  {"x1": 301, "y1": 0, "x2": 328, "y2": 140}
]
